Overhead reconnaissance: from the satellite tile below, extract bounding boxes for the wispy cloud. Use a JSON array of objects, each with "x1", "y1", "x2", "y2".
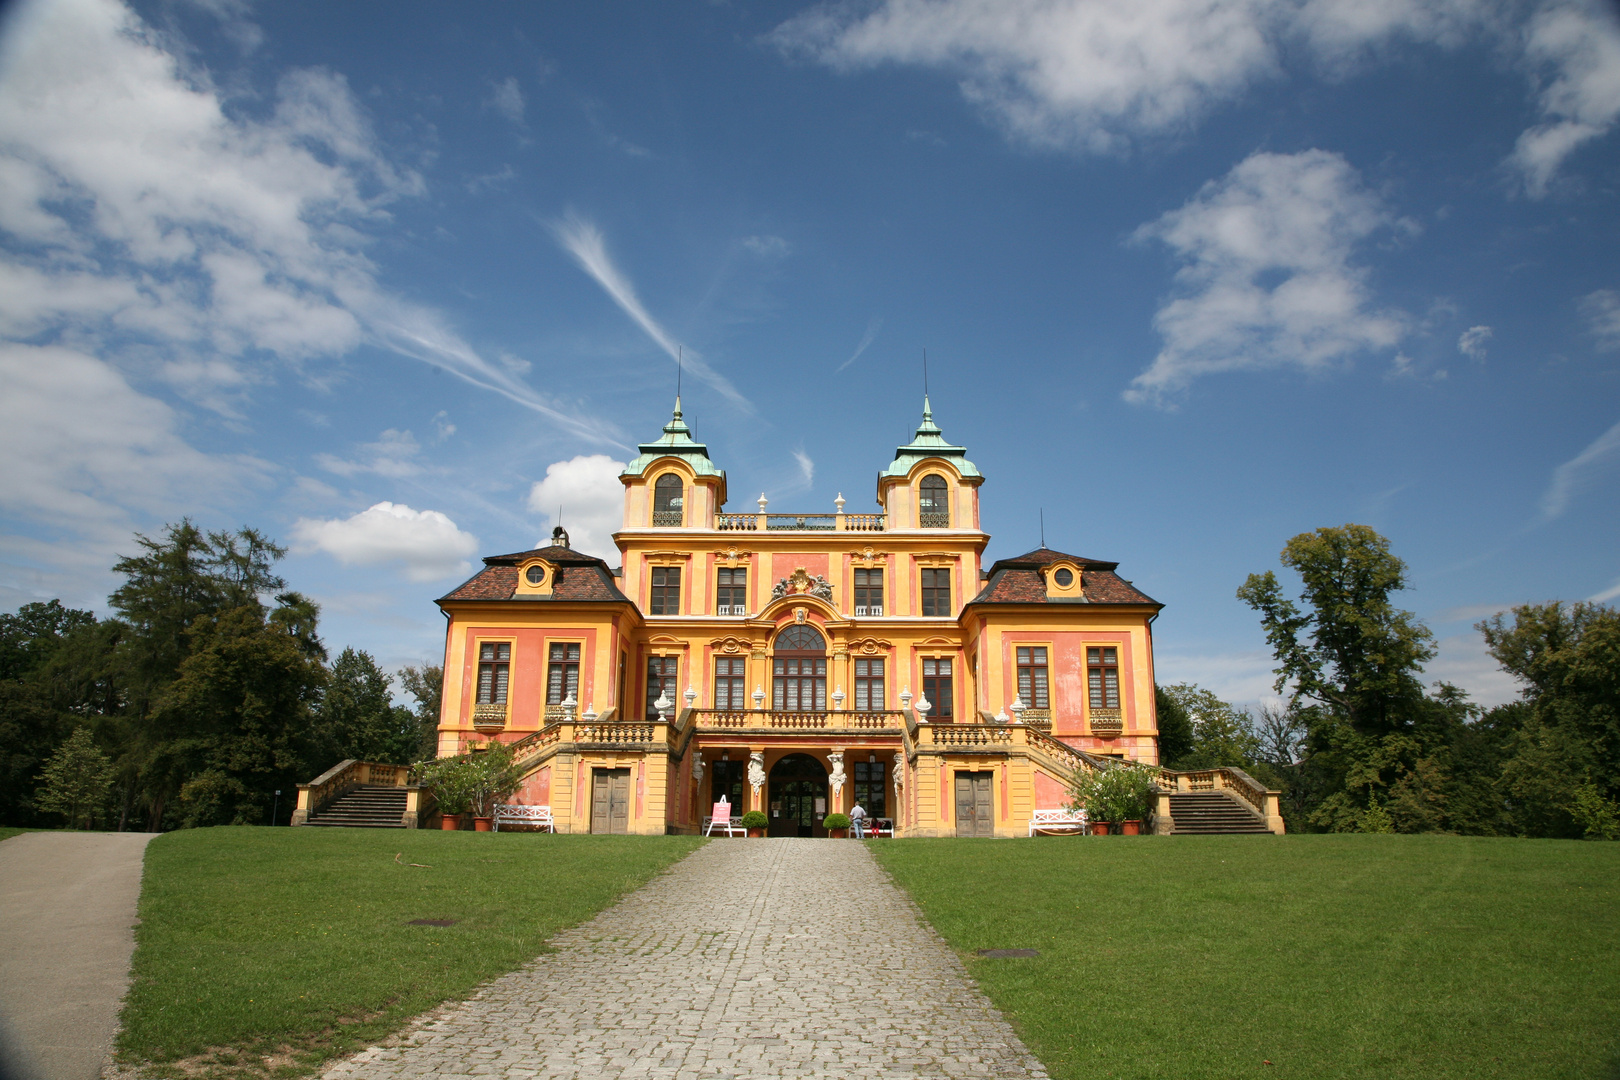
[
  {"x1": 1541, "y1": 416, "x2": 1620, "y2": 519},
  {"x1": 1458, "y1": 325, "x2": 1493, "y2": 359},
  {"x1": 836, "y1": 316, "x2": 884, "y2": 372},
  {"x1": 550, "y1": 211, "x2": 754, "y2": 412},
  {"x1": 1509, "y1": 1, "x2": 1620, "y2": 198},
  {"x1": 1587, "y1": 578, "x2": 1620, "y2": 604},
  {"x1": 488, "y1": 76, "x2": 525, "y2": 125},
  {"x1": 793, "y1": 448, "x2": 815, "y2": 488},
  {"x1": 1126, "y1": 149, "x2": 1407, "y2": 405},
  {"x1": 1581, "y1": 289, "x2": 1620, "y2": 350}
]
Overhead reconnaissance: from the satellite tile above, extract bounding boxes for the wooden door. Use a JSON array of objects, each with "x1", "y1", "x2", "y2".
[
  {"x1": 954, "y1": 772, "x2": 994, "y2": 837},
  {"x1": 591, "y1": 769, "x2": 632, "y2": 834}
]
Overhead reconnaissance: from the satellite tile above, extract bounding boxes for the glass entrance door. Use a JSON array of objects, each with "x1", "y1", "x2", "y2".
[{"x1": 767, "y1": 753, "x2": 829, "y2": 837}]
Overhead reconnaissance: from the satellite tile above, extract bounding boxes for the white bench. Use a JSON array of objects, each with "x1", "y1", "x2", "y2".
[
  {"x1": 703, "y1": 814, "x2": 745, "y2": 837},
  {"x1": 853, "y1": 817, "x2": 894, "y2": 838},
  {"x1": 493, "y1": 804, "x2": 554, "y2": 832},
  {"x1": 1029, "y1": 808, "x2": 1087, "y2": 836}
]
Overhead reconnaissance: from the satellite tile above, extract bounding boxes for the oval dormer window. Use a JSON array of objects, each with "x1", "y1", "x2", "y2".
[
  {"x1": 919, "y1": 475, "x2": 948, "y2": 528},
  {"x1": 653, "y1": 474, "x2": 684, "y2": 526},
  {"x1": 1054, "y1": 568, "x2": 1073, "y2": 587},
  {"x1": 526, "y1": 565, "x2": 545, "y2": 585}
]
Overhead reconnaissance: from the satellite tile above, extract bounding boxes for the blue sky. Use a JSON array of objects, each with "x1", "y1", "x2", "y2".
[{"x1": 1, "y1": 0, "x2": 1618, "y2": 708}]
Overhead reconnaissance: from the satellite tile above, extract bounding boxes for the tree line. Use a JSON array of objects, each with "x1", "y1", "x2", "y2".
[
  {"x1": 1155, "y1": 524, "x2": 1619, "y2": 839},
  {"x1": 1, "y1": 521, "x2": 442, "y2": 830}
]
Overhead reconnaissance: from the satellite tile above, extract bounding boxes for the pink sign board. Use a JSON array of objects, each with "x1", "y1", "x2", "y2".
[{"x1": 712, "y1": 801, "x2": 733, "y2": 820}]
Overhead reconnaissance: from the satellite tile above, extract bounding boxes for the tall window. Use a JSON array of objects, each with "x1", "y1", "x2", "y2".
[
  {"x1": 772, "y1": 625, "x2": 827, "y2": 713},
  {"x1": 919, "y1": 475, "x2": 948, "y2": 527},
  {"x1": 922, "y1": 657, "x2": 953, "y2": 719},
  {"x1": 476, "y1": 643, "x2": 510, "y2": 705},
  {"x1": 716, "y1": 566, "x2": 747, "y2": 615},
  {"x1": 853, "y1": 760, "x2": 887, "y2": 817},
  {"x1": 546, "y1": 642, "x2": 580, "y2": 704},
  {"x1": 1088, "y1": 646, "x2": 1120, "y2": 709},
  {"x1": 646, "y1": 656, "x2": 678, "y2": 718},
  {"x1": 854, "y1": 657, "x2": 885, "y2": 711},
  {"x1": 653, "y1": 474, "x2": 684, "y2": 526},
  {"x1": 649, "y1": 565, "x2": 681, "y2": 614},
  {"x1": 853, "y1": 567, "x2": 883, "y2": 616},
  {"x1": 714, "y1": 656, "x2": 746, "y2": 710},
  {"x1": 711, "y1": 759, "x2": 745, "y2": 807},
  {"x1": 1017, "y1": 646, "x2": 1049, "y2": 709},
  {"x1": 920, "y1": 568, "x2": 952, "y2": 617}
]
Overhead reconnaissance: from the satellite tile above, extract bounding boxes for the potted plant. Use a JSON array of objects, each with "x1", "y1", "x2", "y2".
[
  {"x1": 1090, "y1": 819, "x2": 1113, "y2": 836},
  {"x1": 740, "y1": 810, "x2": 768, "y2": 837},
  {"x1": 823, "y1": 812, "x2": 851, "y2": 838},
  {"x1": 1067, "y1": 760, "x2": 1158, "y2": 838},
  {"x1": 415, "y1": 756, "x2": 474, "y2": 830},
  {"x1": 466, "y1": 740, "x2": 524, "y2": 831}
]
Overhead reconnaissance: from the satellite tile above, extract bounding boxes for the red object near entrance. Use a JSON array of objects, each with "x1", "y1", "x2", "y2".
[{"x1": 1121, "y1": 819, "x2": 1141, "y2": 835}]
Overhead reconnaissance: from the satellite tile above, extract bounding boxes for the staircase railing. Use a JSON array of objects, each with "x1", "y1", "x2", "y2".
[
  {"x1": 292, "y1": 759, "x2": 424, "y2": 826},
  {"x1": 1154, "y1": 766, "x2": 1284, "y2": 834}
]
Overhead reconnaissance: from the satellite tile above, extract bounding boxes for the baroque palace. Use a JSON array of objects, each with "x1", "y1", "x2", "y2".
[{"x1": 430, "y1": 397, "x2": 1175, "y2": 837}]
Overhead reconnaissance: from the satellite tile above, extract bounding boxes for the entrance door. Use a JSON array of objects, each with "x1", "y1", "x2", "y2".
[
  {"x1": 590, "y1": 768, "x2": 631, "y2": 834},
  {"x1": 768, "y1": 753, "x2": 829, "y2": 837},
  {"x1": 955, "y1": 772, "x2": 994, "y2": 837}
]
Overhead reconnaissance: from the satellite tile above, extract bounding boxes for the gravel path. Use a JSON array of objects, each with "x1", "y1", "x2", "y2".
[
  {"x1": 323, "y1": 838, "x2": 1048, "y2": 1080},
  {"x1": 0, "y1": 831, "x2": 155, "y2": 1080}
]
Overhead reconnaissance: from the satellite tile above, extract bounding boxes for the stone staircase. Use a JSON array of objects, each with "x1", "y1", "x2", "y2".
[
  {"x1": 303, "y1": 785, "x2": 410, "y2": 828},
  {"x1": 1167, "y1": 791, "x2": 1272, "y2": 834}
]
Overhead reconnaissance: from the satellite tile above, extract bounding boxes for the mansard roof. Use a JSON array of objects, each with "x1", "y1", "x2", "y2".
[
  {"x1": 438, "y1": 544, "x2": 631, "y2": 604},
  {"x1": 620, "y1": 397, "x2": 725, "y2": 480},
  {"x1": 967, "y1": 547, "x2": 1160, "y2": 607},
  {"x1": 878, "y1": 396, "x2": 982, "y2": 482}
]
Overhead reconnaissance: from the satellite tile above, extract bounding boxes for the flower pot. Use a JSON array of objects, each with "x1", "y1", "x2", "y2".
[
  {"x1": 439, "y1": 815, "x2": 461, "y2": 831},
  {"x1": 1090, "y1": 821, "x2": 1113, "y2": 836},
  {"x1": 473, "y1": 816, "x2": 493, "y2": 832},
  {"x1": 828, "y1": 827, "x2": 848, "y2": 839},
  {"x1": 747, "y1": 827, "x2": 766, "y2": 838},
  {"x1": 1121, "y1": 819, "x2": 1141, "y2": 836}
]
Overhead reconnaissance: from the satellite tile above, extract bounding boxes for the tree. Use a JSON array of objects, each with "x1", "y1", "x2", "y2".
[
  {"x1": 319, "y1": 648, "x2": 417, "y2": 765},
  {"x1": 1154, "y1": 685, "x2": 1195, "y2": 767},
  {"x1": 399, "y1": 664, "x2": 444, "y2": 762},
  {"x1": 0, "y1": 600, "x2": 97, "y2": 680},
  {"x1": 1158, "y1": 683, "x2": 1261, "y2": 769},
  {"x1": 35, "y1": 727, "x2": 116, "y2": 829},
  {"x1": 1237, "y1": 524, "x2": 1434, "y2": 736}
]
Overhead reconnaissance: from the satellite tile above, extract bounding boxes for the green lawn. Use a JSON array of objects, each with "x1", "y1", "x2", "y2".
[
  {"x1": 119, "y1": 828, "x2": 703, "y2": 1080},
  {"x1": 0, "y1": 826, "x2": 34, "y2": 843},
  {"x1": 871, "y1": 834, "x2": 1620, "y2": 1080}
]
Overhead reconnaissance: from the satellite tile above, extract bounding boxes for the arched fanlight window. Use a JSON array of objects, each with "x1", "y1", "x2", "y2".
[
  {"x1": 918, "y1": 475, "x2": 948, "y2": 528},
  {"x1": 773, "y1": 625, "x2": 827, "y2": 712},
  {"x1": 653, "y1": 473, "x2": 684, "y2": 526}
]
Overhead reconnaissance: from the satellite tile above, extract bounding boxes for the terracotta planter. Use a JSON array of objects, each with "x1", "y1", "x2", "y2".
[
  {"x1": 1121, "y1": 819, "x2": 1142, "y2": 836},
  {"x1": 828, "y1": 827, "x2": 848, "y2": 839},
  {"x1": 473, "y1": 816, "x2": 493, "y2": 832},
  {"x1": 747, "y1": 827, "x2": 766, "y2": 838},
  {"x1": 439, "y1": 815, "x2": 461, "y2": 831},
  {"x1": 1091, "y1": 821, "x2": 1113, "y2": 836}
]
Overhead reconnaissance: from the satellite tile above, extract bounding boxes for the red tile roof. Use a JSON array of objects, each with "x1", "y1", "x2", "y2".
[
  {"x1": 438, "y1": 545, "x2": 632, "y2": 604},
  {"x1": 967, "y1": 547, "x2": 1159, "y2": 607}
]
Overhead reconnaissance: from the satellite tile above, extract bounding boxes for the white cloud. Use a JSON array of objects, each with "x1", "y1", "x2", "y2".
[
  {"x1": 793, "y1": 449, "x2": 815, "y2": 488},
  {"x1": 774, "y1": 0, "x2": 1617, "y2": 191},
  {"x1": 489, "y1": 76, "x2": 525, "y2": 124},
  {"x1": 316, "y1": 429, "x2": 424, "y2": 479},
  {"x1": 0, "y1": 341, "x2": 257, "y2": 534},
  {"x1": 741, "y1": 234, "x2": 790, "y2": 257},
  {"x1": 1457, "y1": 324, "x2": 1493, "y2": 359},
  {"x1": 1580, "y1": 289, "x2": 1620, "y2": 350},
  {"x1": 526, "y1": 454, "x2": 629, "y2": 559},
  {"x1": 0, "y1": 0, "x2": 617, "y2": 445},
  {"x1": 1426, "y1": 632, "x2": 1521, "y2": 707},
  {"x1": 835, "y1": 315, "x2": 884, "y2": 372},
  {"x1": 1127, "y1": 149, "x2": 1406, "y2": 404},
  {"x1": 1587, "y1": 578, "x2": 1620, "y2": 604},
  {"x1": 1509, "y1": 1, "x2": 1620, "y2": 197},
  {"x1": 291, "y1": 502, "x2": 479, "y2": 582},
  {"x1": 550, "y1": 212, "x2": 754, "y2": 413},
  {"x1": 1540, "y1": 416, "x2": 1620, "y2": 520}
]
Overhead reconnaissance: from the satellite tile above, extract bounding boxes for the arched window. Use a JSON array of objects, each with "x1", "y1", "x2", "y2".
[
  {"x1": 773, "y1": 625, "x2": 827, "y2": 712},
  {"x1": 653, "y1": 473, "x2": 684, "y2": 526},
  {"x1": 919, "y1": 475, "x2": 948, "y2": 528}
]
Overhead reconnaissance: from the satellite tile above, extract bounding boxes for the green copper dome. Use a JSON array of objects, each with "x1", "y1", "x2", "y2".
[
  {"x1": 879, "y1": 396, "x2": 981, "y2": 481},
  {"x1": 621, "y1": 397, "x2": 726, "y2": 479}
]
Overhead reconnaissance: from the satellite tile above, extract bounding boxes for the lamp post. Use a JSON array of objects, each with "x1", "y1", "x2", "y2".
[{"x1": 272, "y1": 789, "x2": 281, "y2": 826}]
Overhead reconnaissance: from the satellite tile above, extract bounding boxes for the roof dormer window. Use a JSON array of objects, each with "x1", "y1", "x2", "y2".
[{"x1": 919, "y1": 475, "x2": 948, "y2": 528}]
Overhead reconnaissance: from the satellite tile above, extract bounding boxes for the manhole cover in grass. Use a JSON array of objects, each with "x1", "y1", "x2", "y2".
[
  {"x1": 976, "y1": 949, "x2": 1038, "y2": 958},
  {"x1": 407, "y1": 919, "x2": 456, "y2": 927}
]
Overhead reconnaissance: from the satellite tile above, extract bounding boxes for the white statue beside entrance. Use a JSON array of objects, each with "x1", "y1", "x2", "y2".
[
  {"x1": 747, "y1": 751, "x2": 765, "y2": 799},
  {"x1": 828, "y1": 752, "x2": 846, "y2": 800}
]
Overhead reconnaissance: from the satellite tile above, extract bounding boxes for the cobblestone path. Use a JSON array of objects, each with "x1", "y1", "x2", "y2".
[{"x1": 324, "y1": 838, "x2": 1048, "y2": 1080}]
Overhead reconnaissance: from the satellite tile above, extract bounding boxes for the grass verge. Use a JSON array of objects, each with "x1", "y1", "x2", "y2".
[
  {"x1": 872, "y1": 834, "x2": 1619, "y2": 1080},
  {"x1": 119, "y1": 828, "x2": 703, "y2": 1080},
  {"x1": 0, "y1": 827, "x2": 36, "y2": 843}
]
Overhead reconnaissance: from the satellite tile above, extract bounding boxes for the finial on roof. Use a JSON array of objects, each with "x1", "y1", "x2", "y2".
[
  {"x1": 551, "y1": 524, "x2": 570, "y2": 549},
  {"x1": 673, "y1": 394, "x2": 683, "y2": 420}
]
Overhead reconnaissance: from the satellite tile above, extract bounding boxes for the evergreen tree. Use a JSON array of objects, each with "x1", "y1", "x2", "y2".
[
  {"x1": 1154, "y1": 685, "x2": 1195, "y2": 767},
  {"x1": 35, "y1": 727, "x2": 116, "y2": 829},
  {"x1": 319, "y1": 648, "x2": 418, "y2": 765},
  {"x1": 398, "y1": 664, "x2": 444, "y2": 762}
]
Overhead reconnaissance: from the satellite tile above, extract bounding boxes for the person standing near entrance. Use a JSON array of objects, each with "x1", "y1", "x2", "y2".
[{"x1": 850, "y1": 802, "x2": 867, "y2": 839}]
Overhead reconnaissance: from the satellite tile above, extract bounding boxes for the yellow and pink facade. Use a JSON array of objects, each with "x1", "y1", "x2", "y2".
[{"x1": 434, "y1": 398, "x2": 1164, "y2": 836}]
